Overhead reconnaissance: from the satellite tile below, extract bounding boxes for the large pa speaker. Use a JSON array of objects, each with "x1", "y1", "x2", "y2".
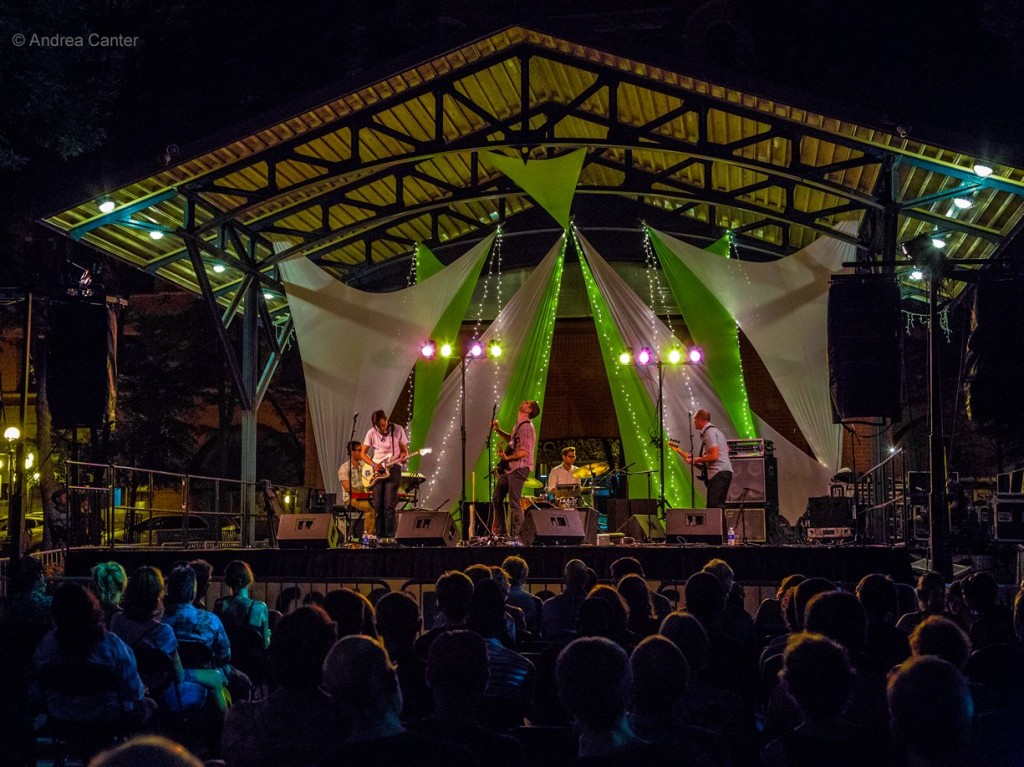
[
  {"x1": 665, "y1": 508, "x2": 722, "y2": 544},
  {"x1": 47, "y1": 301, "x2": 118, "y2": 429},
  {"x1": 828, "y1": 275, "x2": 902, "y2": 421},
  {"x1": 395, "y1": 511, "x2": 459, "y2": 547},
  {"x1": 966, "y1": 278, "x2": 1024, "y2": 425},
  {"x1": 624, "y1": 514, "x2": 666, "y2": 542},
  {"x1": 725, "y1": 456, "x2": 778, "y2": 507},
  {"x1": 521, "y1": 508, "x2": 586, "y2": 546},
  {"x1": 723, "y1": 507, "x2": 767, "y2": 543},
  {"x1": 277, "y1": 514, "x2": 338, "y2": 549}
]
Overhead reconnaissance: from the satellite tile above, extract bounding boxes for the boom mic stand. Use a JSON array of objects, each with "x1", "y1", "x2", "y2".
[{"x1": 687, "y1": 411, "x2": 696, "y2": 508}]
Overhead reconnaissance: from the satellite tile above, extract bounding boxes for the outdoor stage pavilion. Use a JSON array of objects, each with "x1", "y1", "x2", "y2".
[{"x1": 42, "y1": 26, "x2": 1024, "y2": 588}]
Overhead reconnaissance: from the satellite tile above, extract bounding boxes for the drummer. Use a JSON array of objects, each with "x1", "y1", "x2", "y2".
[{"x1": 547, "y1": 446, "x2": 581, "y2": 498}]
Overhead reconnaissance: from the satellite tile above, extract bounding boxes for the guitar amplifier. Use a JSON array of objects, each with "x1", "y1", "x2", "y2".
[
  {"x1": 993, "y1": 494, "x2": 1024, "y2": 542},
  {"x1": 807, "y1": 526, "x2": 854, "y2": 542}
]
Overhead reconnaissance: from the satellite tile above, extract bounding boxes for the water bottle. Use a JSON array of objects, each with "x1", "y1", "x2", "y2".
[
  {"x1": 727, "y1": 527, "x2": 736, "y2": 546},
  {"x1": 361, "y1": 530, "x2": 369, "y2": 547}
]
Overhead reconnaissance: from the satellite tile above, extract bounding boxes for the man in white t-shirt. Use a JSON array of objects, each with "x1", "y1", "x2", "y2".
[
  {"x1": 361, "y1": 410, "x2": 409, "y2": 539},
  {"x1": 338, "y1": 441, "x2": 375, "y2": 537}
]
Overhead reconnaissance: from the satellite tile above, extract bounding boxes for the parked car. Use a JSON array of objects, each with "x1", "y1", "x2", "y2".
[
  {"x1": 112, "y1": 512, "x2": 240, "y2": 546},
  {"x1": 0, "y1": 511, "x2": 46, "y2": 553}
]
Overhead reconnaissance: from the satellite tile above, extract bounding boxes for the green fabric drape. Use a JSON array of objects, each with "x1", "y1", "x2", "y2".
[
  {"x1": 468, "y1": 239, "x2": 566, "y2": 500},
  {"x1": 480, "y1": 149, "x2": 585, "y2": 229},
  {"x1": 575, "y1": 232, "x2": 699, "y2": 509},
  {"x1": 409, "y1": 239, "x2": 491, "y2": 470},
  {"x1": 648, "y1": 227, "x2": 758, "y2": 439}
]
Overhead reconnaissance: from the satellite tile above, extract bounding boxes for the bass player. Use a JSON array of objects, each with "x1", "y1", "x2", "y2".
[
  {"x1": 490, "y1": 400, "x2": 540, "y2": 539},
  {"x1": 670, "y1": 408, "x2": 734, "y2": 509}
]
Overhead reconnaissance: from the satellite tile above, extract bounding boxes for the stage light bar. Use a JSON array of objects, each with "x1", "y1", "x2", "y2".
[
  {"x1": 440, "y1": 342, "x2": 454, "y2": 358},
  {"x1": 667, "y1": 347, "x2": 682, "y2": 364},
  {"x1": 468, "y1": 341, "x2": 483, "y2": 358},
  {"x1": 618, "y1": 350, "x2": 632, "y2": 365},
  {"x1": 488, "y1": 340, "x2": 503, "y2": 358}
]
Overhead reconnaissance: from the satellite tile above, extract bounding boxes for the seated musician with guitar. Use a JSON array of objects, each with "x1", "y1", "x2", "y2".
[
  {"x1": 361, "y1": 410, "x2": 409, "y2": 539},
  {"x1": 669, "y1": 408, "x2": 734, "y2": 509},
  {"x1": 491, "y1": 400, "x2": 540, "y2": 539},
  {"x1": 338, "y1": 441, "x2": 375, "y2": 537}
]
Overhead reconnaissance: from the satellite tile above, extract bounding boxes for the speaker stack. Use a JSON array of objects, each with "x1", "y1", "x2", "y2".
[{"x1": 723, "y1": 439, "x2": 777, "y2": 543}]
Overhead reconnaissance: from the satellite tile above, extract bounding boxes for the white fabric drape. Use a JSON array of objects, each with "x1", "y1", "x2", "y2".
[
  {"x1": 577, "y1": 231, "x2": 734, "y2": 505},
  {"x1": 417, "y1": 237, "x2": 565, "y2": 510},
  {"x1": 650, "y1": 225, "x2": 856, "y2": 472},
  {"x1": 279, "y1": 234, "x2": 494, "y2": 495}
]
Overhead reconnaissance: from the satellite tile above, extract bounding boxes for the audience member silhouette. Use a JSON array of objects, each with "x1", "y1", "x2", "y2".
[
  {"x1": 375, "y1": 591, "x2": 431, "y2": 721},
  {"x1": 323, "y1": 587, "x2": 378, "y2": 639},
  {"x1": 320, "y1": 635, "x2": 475, "y2": 767},
  {"x1": 702, "y1": 558, "x2": 755, "y2": 649},
  {"x1": 88, "y1": 734, "x2": 204, "y2": 767},
  {"x1": 887, "y1": 656, "x2": 974, "y2": 767},
  {"x1": 221, "y1": 605, "x2": 344, "y2": 767},
  {"x1": 896, "y1": 571, "x2": 955, "y2": 633},
  {"x1": 616, "y1": 574, "x2": 659, "y2": 638},
  {"x1": 503, "y1": 555, "x2": 544, "y2": 633},
  {"x1": 190, "y1": 560, "x2": 214, "y2": 610},
  {"x1": 855, "y1": 573, "x2": 910, "y2": 675},
  {"x1": 610, "y1": 556, "x2": 673, "y2": 619},
  {"x1": 91, "y1": 561, "x2": 128, "y2": 627},
  {"x1": 415, "y1": 570, "x2": 474, "y2": 659},
  {"x1": 962, "y1": 571, "x2": 1014, "y2": 651},
  {"x1": 542, "y1": 559, "x2": 589, "y2": 640},
  {"x1": 407, "y1": 629, "x2": 525, "y2": 767}
]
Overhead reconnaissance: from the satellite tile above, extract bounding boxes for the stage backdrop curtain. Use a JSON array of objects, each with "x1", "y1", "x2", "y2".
[
  {"x1": 408, "y1": 241, "x2": 490, "y2": 471},
  {"x1": 576, "y1": 230, "x2": 745, "y2": 509},
  {"x1": 649, "y1": 228, "x2": 758, "y2": 441},
  {"x1": 648, "y1": 225, "x2": 857, "y2": 472},
  {"x1": 418, "y1": 237, "x2": 566, "y2": 517},
  {"x1": 280, "y1": 234, "x2": 493, "y2": 496}
]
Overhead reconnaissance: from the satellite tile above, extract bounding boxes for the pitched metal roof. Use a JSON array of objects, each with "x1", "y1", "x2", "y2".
[{"x1": 42, "y1": 25, "x2": 1024, "y2": 315}]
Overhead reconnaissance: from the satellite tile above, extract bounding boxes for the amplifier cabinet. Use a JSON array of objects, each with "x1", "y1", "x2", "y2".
[{"x1": 993, "y1": 494, "x2": 1024, "y2": 542}]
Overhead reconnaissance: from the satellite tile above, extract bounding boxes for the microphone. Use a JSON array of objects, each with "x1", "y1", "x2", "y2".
[
  {"x1": 353, "y1": 412, "x2": 358, "y2": 422},
  {"x1": 687, "y1": 410, "x2": 693, "y2": 416}
]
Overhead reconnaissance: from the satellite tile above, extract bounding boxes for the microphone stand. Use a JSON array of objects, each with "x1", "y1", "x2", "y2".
[
  {"x1": 348, "y1": 412, "x2": 361, "y2": 541},
  {"x1": 482, "y1": 401, "x2": 497, "y2": 539}
]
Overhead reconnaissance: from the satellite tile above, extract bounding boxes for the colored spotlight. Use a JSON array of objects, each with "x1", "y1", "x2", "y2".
[
  {"x1": 687, "y1": 347, "x2": 703, "y2": 364},
  {"x1": 440, "y1": 342, "x2": 454, "y2": 358},
  {"x1": 421, "y1": 340, "x2": 437, "y2": 358},
  {"x1": 667, "y1": 347, "x2": 683, "y2": 365},
  {"x1": 488, "y1": 340, "x2": 503, "y2": 358},
  {"x1": 637, "y1": 347, "x2": 653, "y2": 365},
  {"x1": 468, "y1": 341, "x2": 483, "y2": 358},
  {"x1": 618, "y1": 350, "x2": 632, "y2": 365}
]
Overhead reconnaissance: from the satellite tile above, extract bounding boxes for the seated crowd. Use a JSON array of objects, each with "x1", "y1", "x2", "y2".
[{"x1": 1, "y1": 553, "x2": 1022, "y2": 767}]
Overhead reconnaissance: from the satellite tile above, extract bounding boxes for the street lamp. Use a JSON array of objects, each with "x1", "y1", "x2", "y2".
[{"x1": 4, "y1": 426, "x2": 20, "y2": 556}]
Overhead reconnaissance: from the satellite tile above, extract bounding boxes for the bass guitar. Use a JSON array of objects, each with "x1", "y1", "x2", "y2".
[
  {"x1": 362, "y1": 448, "x2": 432, "y2": 489},
  {"x1": 667, "y1": 438, "x2": 707, "y2": 483},
  {"x1": 495, "y1": 443, "x2": 516, "y2": 475}
]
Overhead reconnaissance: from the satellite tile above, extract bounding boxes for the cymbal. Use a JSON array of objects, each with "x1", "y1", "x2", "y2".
[
  {"x1": 524, "y1": 477, "x2": 544, "y2": 489},
  {"x1": 573, "y1": 461, "x2": 609, "y2": 479}
]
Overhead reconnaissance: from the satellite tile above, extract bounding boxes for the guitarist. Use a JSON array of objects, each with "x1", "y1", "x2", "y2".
[
  {"x1": 670, "y1": 408, "x2": 734, "y2": 509},
  {"x1": 490, "y1": 400, "x2": 540, "y2": 539},
  {"x1": 361, "y1": 410, "x2": 409, "y2": 539}
]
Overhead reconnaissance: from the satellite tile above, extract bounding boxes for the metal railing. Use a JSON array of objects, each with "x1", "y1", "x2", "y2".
[
  {"x1": 857, "y1": 448, "x2": 909, "y2": 545},
  {"x1": 64, "y1": 460, "x2": 319, "y2": 550}
]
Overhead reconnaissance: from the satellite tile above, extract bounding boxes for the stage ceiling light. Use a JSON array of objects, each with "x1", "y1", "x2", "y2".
[
  {"x1": 468, "y1": 341, "x2": 483, "y2": 358},
  {"x1": 212, "y1": 263, "x2": 226, "y2": 274},
  {"x1": 688, "y1": 347, "x2": 703, "y2": 364},
  {"x1": 420, "y1": 340, "x2": 437, "y2": 358},
  {"x1": 149, "y1": 230, "x2": 164, "y2": 240},
  {"x1": 667, "y1": 347, "x2": 682, "y2": 364},
  {"x1": 488, "y1": 340, "x2": 503, "y2": 358},
  {"x1": 953, "y1": 197, "x2": 973, "y2": 209},
  {"x1": 618, "y1": 350, "x2": 632, "y2": 365},
  {"x1": 4, "y1": 426, "x2": 20, "y2": 442},
  {"x1": 973, "y1": 162, "x2": 994, "y2": 177},
  {"x1": 97, "y1": 197, "x2": 116, "y2": 213},
  {"x1": 637, "y1": 347, "x2": 653, "y2": 365},
  {"x1": 440, "y1": 342, "x2": 454, "y2": 358}
]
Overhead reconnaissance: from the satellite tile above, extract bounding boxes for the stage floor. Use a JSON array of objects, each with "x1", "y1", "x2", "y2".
[{"x1": 65, "y1": 543, "x2": 917, "y2": 585}]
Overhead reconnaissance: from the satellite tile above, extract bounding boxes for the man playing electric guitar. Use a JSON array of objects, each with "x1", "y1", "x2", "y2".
[
  {"x1": 490, "y1": 400, "x2": 540, "y2": 539},
  {"x1": 669, "y1": 408, "x2": 734, "y2": 509},
  {"x1": 361, "y1": 410, "x2": 409, "y2": 539}
]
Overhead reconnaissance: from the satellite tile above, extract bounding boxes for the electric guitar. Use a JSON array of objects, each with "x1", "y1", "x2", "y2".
[
  {"x1": 667, "y1": 438, "x2": 708, "y2": 483},
  {"x1": 361, "y1": 448, "x2": 432, "y2": 489},
  {"x1": 495, "y1": 442, "x2": 516, "y2": 475}
]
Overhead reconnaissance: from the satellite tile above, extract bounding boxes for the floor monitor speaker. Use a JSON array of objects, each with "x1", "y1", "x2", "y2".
[
  {"x1": 665, "y1": 508, "x2": 723, "y2": 544},
  {"x1": 723, "y1": 507, "x2": 767, "y2": 543},
  {"x1": 277, "y1": 514, "x2": 338, "y2": 549},
  {"x1": 624, "y1": 514, "x2": 665, "y2": 542},
  {"x1": 521, "y1": 508, "x2": 586, "y2": 546},
  {"x1": 578, "y1": 507, "x2": 599, "y2": 545},
  {"x1": 395, "y1": 511, "x2": 459, "y2": 547}
]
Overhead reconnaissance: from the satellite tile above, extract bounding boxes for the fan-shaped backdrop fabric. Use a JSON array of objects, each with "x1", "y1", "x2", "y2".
[
  {"x1": 279, "y1": 235, "x2": 493, "y2": 496},
  {"x1": 417, "y1": 238, "x2": 565, "y2": 512},
  {"x1": 648, "y1": 224, "x2": 856, "y2": 472}
]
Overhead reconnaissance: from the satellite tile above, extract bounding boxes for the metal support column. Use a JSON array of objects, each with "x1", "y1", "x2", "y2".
[{"x1": 240, "y1": 279, "x2": 259, "y2": 547}]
